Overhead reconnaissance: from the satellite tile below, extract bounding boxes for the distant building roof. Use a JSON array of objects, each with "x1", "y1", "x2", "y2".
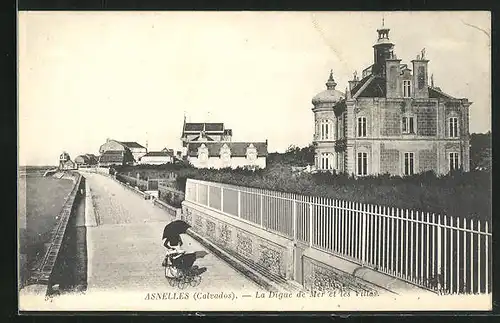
[
  {"x1": 120, "y1": 141, "x2": 146, "y2": 149},
  {"x1": 141, "y1": 151, "x2": 174, "y2": 158},
  {"x1": 183, "y1": 123, "x2": 225, "y2": 133},
  {"x1": 187, "y1": 142, "x2": 268, "y2": 157}
]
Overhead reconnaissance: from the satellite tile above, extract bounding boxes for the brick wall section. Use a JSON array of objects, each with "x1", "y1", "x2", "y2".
[
  {"x1": 380, "y1": 144, "x2": 399, "y2": 175},
  {"x1": 419, "y1": 147, "x2": 437, "y2": 172},
  {"x1": 417, "y1": 108, "x2": 437, "y2": 136},
  {"x1": 380, "y1": 108, "x2": 400, "y2": 136}
]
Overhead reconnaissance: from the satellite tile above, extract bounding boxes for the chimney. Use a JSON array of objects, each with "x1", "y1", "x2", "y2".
[
  {"x1": 385, "y1": 54, "x2": 402, "y2": 98},
  {"x1": 411, "y1": 48, "x2": 429, "y2": 98},
  {"x1": 348, "y1": 71, "x2": 360, "y2": 93}
]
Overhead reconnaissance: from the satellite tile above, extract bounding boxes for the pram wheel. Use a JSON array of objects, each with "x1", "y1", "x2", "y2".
[
  {"x1": 177, "y1": 275, "x2": 189, "y2": 289},
  {"x1": 189, "y1": 275, "x2": 202, "y2": 287}
]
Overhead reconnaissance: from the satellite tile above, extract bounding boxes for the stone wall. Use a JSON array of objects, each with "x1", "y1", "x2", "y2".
[
  {"x1": 302, "y1": 256, "x2": 379, "y2": 295},
  {"x1": 419, "y1": 146, "x2": 438, "y2": 172},
  {"x1": 182, "y1": 201, "x2": 293, "y2": 280},
  {"x1": 380, "y1": 143, "x2": 400, "y2": 175}
]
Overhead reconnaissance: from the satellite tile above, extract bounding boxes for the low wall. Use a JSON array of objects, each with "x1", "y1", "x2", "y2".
[
  {"x1": 182, "y1": 200, "x2": 294, "y2": 281},
  {"x1": 24, "y1": 172, "x2": 83, "y2": 295},
  {"x1": 78, "y1": 167, "x2": 110, "y2": 175},
  {"x1": 154, "y1": 199, "x2": 181, "y2": 219}
]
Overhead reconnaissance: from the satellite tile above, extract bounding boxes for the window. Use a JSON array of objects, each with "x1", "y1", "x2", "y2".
[
  {"x1": 321, "y1": 153, "x2": 332, "y2": 170},
  {"x1": 403, "y1": 80, "x2": 411, "y2": 98},
  {"x1": 357, "y1": 117, "x2": 367, "y2": 137},
  {"x1": 449, "y1": 152, "x2": 460, "y2": 171},
  {"x1": 402, "y1": 116, "x2": 415, "y2": 134},
  {"x1": 357, "y1": 152, "x2": 368, "y2": 176},
  {"x1": 403, "y1": 152, "x2": 415, "y2": 176},
  {"x1": 319, "y1": 120, "x2": 334, "y2": 140},
  {"x1": 449, "y1": 117, "x2": 459, "y2": 137}
]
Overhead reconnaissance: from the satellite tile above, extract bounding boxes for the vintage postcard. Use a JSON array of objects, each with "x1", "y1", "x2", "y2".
[{"x1": 18, "y1": 11, "x2": 492, "y2": 312}]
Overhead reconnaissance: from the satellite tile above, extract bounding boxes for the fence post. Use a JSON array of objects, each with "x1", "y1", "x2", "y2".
[
  {"x1": 221, "y1": 186, "x2": 224, "y2": 212},
  {"x1": 260, "y1": 191, "x2": 264, "y2": 228},
  {"x1": 207, "y1": 183, "x2": 211, "y2": 207},
  {"x1": 361, "y1": 203, "x2": 367, "y2": 265},
  {"x1": 237, "y1": 190, "x2": 241, "y2": 217},
  {"x1": 195, "y1": 182, "x2": 199, "y2": 203},
  {"x1": 309, "y1": 198, "x2": 313, "y2": 247},
  {"x1": 437, "y1": 214, "x2": 442, "y2": 287},
  {"x1": 293, "y1": 196, "x2": 297, "y2": 242},
  {"x1": 485, "y1": 221, "x2": 489, "y2": 294},
  {"x1": 477, "y1": 220, "x2": 481, "y2": 295}
]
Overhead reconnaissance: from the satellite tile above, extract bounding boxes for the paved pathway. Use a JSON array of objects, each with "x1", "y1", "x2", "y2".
[{"x1": 84, "y1": 173, "x2": 263, "y2": 293}]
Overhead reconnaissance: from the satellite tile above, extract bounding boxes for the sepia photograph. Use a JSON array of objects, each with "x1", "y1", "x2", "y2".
[{"x1": 18, "y1": 11, "x2": 491, "y2": 312}]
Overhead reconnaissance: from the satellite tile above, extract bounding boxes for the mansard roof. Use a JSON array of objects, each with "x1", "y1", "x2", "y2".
[
  {"x1": 187, "y1": 142, "x2": 268, "y2": 157},
  {"x1": 184, "y1": 122, "x2": 225, "y2": 133},
  {"x1": 352, "y1": 75, "x2": 386, "y2": 98}
]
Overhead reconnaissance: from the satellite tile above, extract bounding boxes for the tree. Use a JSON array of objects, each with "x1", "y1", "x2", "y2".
[
  {"x1": 123, "y1": 148, "x2": 135, "y2": 165},
  {"x1": 470, "y1": 132, "x2": 491, "y2": 171}
]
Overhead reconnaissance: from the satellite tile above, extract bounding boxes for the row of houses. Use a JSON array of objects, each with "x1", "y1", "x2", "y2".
[{"x1": 73, "y1": 121, "x2": 269, "y2": 170}]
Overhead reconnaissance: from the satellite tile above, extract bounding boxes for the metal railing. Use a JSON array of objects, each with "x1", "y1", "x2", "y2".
[{"x1": 185, "y1": 178, "x2": 491, "y2": 295}]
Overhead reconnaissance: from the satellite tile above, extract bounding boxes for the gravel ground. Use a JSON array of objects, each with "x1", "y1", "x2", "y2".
[{"x1": 84, "y1": 173, "x2": 263, "y2": 293}]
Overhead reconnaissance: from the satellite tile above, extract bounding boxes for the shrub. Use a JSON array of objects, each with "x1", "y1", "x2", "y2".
[{"x1": 117, "y1": 164, "x2": 491, "y2": 222}]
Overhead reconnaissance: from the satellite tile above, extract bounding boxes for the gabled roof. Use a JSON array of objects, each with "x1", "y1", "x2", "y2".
[
  {"x1": 187, "y1": 142, "x2": 268, "y2": 158},
  {"x1": 191, "y1": 134, "x2": 215, "y2": 142},
  {"x1": 120, "y1": 141, "x2": 146, "y2": 149},
  {"x1": 428, "y1": 87, "x2": 457, "y2": 100}
]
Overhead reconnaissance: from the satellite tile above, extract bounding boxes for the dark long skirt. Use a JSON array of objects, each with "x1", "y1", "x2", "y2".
[{"x1": 171, "y1": 252, "x2": 197, "y2": 271}]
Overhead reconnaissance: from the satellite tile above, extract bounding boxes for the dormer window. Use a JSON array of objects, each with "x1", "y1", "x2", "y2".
[
  {"x1": 198, "y1": 144, "x2": 209, "y2": 164},
  {"x1": 246, "y1": 144, "x2": 258, "y2": 163},
  {"x1": 403, "y1": 80, "x2": 412, "y2": 98},
  {"x1": 220, "y1": 144, "x2": 231, "y2": 165}
]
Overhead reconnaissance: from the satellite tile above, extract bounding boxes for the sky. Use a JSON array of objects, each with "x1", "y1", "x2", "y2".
[{"x1": 18, "y1": 11, "x2": 491, "y2": 166}]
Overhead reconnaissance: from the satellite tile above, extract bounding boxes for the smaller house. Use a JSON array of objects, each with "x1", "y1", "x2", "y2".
[
  {"x1": 186, "y1": 141, "x2": 268, "y2": 169},
  {"x1": 99, "y1": 139, "x2": 147, "y2": 164},
  {"x1": 139, "y1": 151, "x2": 174, "y2": 165},
  {"x1": 59, "y1": 152, "x2": 77, "y2": 170},
  {"x1": 75, "y1": 154, "x2": 98, "y2": 167},
  {"x1": 121, "y1": 142, "x2": 148, "y2": 162},
  {"x1": 98, "y1": 151, "x2": 127, "y2": 167}
]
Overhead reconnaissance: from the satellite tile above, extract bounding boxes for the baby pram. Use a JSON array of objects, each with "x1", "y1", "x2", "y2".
[
  {"x1": 161, "y1": 220, "x2": 203, "y2": 288},
  {"x1": 162, "y1": 250, "x2": 202, "y2": 288}
]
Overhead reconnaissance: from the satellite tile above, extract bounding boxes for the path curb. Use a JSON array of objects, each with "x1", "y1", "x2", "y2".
[{"x1": 84, "y1": 180, "x2": 98, "y2": 227}]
